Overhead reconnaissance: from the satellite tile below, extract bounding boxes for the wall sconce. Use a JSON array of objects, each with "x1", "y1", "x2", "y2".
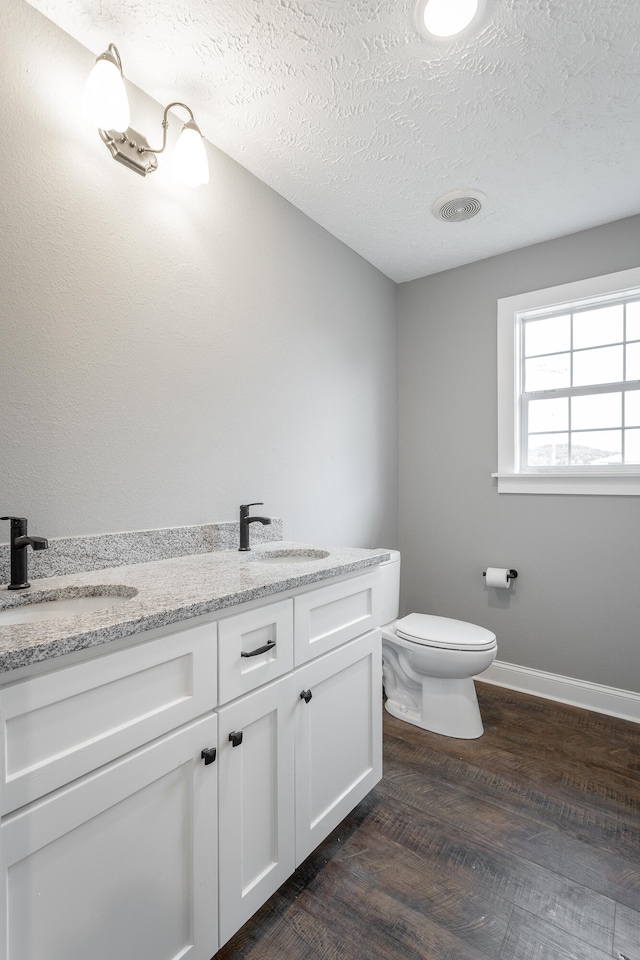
[{"x1": 82, "y1": 43, "x2": 209, "y2": 187}]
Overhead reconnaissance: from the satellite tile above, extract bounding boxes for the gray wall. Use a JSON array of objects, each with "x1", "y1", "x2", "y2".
[
  {"x1": 398, "y1": 216, "x2": 640, "y2": 693},
  {"x1": 0, "y1": 0, "x2": 398, "y2": 548},
  {"x1": 4, "y1": 1, "x2": 637, "y2": 695}
]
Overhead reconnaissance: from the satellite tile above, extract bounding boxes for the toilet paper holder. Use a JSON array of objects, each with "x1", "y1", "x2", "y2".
[{"x1": 483, "y1": 569, "x2": 518, "y2": 580}]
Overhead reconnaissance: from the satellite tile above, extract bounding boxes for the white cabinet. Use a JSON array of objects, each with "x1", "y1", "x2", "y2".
[
  {"x1": 1, "y1": 620, "x2": 217, "y2": 815},
  {"x1": 216, "y1": 674, "x2": 296, "y2": 947},
  {"x1": 1, "y1": 713, "x2": 218, "y2": 960},
  {"x1": 0, "y1": 566, "x2": 382, "y2": 960},
  {"x1": 217, "y1": 626, "x2": 382, "y2": 947},
  {"x1": 294, "y1": 630, "x2": 382, "y2": 865}
]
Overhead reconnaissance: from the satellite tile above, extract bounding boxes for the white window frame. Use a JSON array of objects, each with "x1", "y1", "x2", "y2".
[{"x1": 495, "y1": 265, "x2": 640, "y2": 496}]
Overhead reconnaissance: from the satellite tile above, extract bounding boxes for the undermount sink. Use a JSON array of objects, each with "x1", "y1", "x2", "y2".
[
  {"x1": 0, "y1": 589, "x2": 137, "y2": 626},
  {"x1": 252, "y1": 549, "x2": 330, "y2": 563}
]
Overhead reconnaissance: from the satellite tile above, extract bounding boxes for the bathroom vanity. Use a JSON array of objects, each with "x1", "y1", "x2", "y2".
[{"x1": 0, "y1": 542, "x2": 386, "y2": 960}]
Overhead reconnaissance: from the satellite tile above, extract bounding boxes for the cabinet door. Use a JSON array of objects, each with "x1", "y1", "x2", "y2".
[
  {"x1": 295, "y1": 630, "x2": 382, "y2": 866},
  {"x1": 1, "y1": 619, "x2": 217, "y2": 815},
  {"x1": 217, "y1": 674, "x2": 295, "y2": 947},
  {"x1": 293, "y1": 571, "x2": 380, "y2": 666},
  {"x1": 1, "y1": 714, "x2": 218, "y2": 960}
]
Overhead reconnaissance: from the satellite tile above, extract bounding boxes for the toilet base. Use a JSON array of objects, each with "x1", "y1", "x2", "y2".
[{"x1": 384, "y1": 676, "x2": 485, "y2": 739}]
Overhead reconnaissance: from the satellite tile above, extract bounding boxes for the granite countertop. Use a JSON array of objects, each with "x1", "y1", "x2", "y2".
[{"x1": 0, "y1": 543, "x2": 389, "y2": 675}]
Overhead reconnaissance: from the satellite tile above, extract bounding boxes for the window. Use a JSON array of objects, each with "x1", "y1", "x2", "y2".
[{"x1": 496, "y1": 266, "x2": 640, "y2": 495}]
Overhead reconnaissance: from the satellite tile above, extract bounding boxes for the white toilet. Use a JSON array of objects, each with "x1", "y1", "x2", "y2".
[{"x1": 379, "y1": 551, "x2": 497, "y2": 739}]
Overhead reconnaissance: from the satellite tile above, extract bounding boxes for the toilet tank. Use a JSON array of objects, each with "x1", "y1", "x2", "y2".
[{"x1": 379, "y1": 550, "x2": 401, "y2": 624}]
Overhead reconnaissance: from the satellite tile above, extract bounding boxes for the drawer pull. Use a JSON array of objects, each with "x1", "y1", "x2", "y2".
[
  {"x1": 229, "y1": 730, "x2": 243, "y2": 747},
  {"x1": 240, "y1": 640, "x2": 276, "y2": 658},
  {"x1": 201, "y1": 747, "x2": 217, "y2": 765},
  {"x1": 300, "y1": 689, "x2": 313, "y2": 704}
]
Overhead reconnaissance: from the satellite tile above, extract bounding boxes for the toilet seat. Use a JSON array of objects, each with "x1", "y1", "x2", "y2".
[{"x1": 395, "y1": 613, "x2": 496, "y2": 652}]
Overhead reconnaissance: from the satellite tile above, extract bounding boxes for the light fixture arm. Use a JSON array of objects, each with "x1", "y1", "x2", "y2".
[
  {"x1": 100, "y1": 43, "x2": 124, "y2": 74},
  {"x1": 140, "y1": 102, "x2": 197, "y2": 156}
]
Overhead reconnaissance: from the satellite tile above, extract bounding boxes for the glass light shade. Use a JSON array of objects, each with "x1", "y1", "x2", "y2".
[
  {"x1": 420, "y1": 0, "x2": 479, "y2": 37},
  {"x1": 83, "y1": 55, "x2": 130, "y2": 131},
  {"x1": 170, "y1": 121, "x2": 209, "y2": 187}
]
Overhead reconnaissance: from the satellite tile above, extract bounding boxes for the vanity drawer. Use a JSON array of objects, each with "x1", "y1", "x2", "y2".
[
  {"x1": 293, "y1": 571, "x2": 380, "y2": 666},
  {"x1": 1, "y1": 620, "x2": 217, "y2": 815},
  {"x1": 218, "y1": 599, "x2": 294, "y2": 704}
]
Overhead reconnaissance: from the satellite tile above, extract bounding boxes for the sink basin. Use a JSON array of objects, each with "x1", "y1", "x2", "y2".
[
  {"x1": 0, "y1": 589, "x2": 136, "y2": 626},
  {"x1": 252, "y1": 549, "x2": 330, "y2": 564}
]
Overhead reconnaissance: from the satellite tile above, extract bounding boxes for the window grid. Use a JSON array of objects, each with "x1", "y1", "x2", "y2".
[{"x1": 519, "y1": 295, "x2": 640, "y2": 470}]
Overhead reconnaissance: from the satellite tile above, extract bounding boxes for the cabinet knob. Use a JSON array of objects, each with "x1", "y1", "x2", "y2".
[
  {"x1": 201, "y1": 747, "x2": 217, "y2": 765},
  {"x1": 300, "y1": 689, "x2": 313, "y2": 704},
  {"x1": 229, "y1": 730, "x2": 243, "y2": 747}
]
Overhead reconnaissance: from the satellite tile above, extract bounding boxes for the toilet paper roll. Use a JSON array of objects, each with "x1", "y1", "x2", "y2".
[{"x1": 485, "y1": 567, "x2": 511, "y2": 589}]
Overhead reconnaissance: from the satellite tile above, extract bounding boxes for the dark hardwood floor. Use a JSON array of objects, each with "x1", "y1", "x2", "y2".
[{"x1": 214, "y1": 683, "x2": 640, "y2": 960}]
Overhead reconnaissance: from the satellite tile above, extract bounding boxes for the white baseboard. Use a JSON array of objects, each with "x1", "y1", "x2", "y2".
[{"x1": 481, "y1": 660, "x2": 640, "y2": 724}]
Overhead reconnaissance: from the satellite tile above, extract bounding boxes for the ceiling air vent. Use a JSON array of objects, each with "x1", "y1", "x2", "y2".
[{"x1": 432, "y1": 189, "x2": 487, "y2": 222}]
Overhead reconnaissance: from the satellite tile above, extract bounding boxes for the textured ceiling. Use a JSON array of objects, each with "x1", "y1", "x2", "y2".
[{"x1": 24, "y1": 0, "x2": 640, "y2": 282}]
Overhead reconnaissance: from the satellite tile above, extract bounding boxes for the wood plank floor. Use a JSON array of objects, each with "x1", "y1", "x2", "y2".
[{"x1": 214, "y1": 683, "x2": 640, "y2": 960}]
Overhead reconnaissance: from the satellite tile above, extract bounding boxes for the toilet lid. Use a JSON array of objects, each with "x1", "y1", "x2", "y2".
[{"x1": 395, "y1": 613, "x2": 496, "y2": 651}]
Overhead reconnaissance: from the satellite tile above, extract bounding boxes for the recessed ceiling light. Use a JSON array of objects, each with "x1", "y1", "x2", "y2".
[{"x1": 414, "y1": 0, "x2": 486, "y2": 39}]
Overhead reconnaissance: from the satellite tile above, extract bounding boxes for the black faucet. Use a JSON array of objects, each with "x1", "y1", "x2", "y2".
[
  {"x1": 238, "y1": 503, "x2": 272, "y2": 551},
  {"x1": 1, "y1": 516, "x2": 49, "y2": 590}
]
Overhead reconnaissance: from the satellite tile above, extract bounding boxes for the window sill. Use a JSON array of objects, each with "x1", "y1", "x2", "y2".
[{"x1": 492, "y1": 472, "x2": 640, "y2": 496}]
